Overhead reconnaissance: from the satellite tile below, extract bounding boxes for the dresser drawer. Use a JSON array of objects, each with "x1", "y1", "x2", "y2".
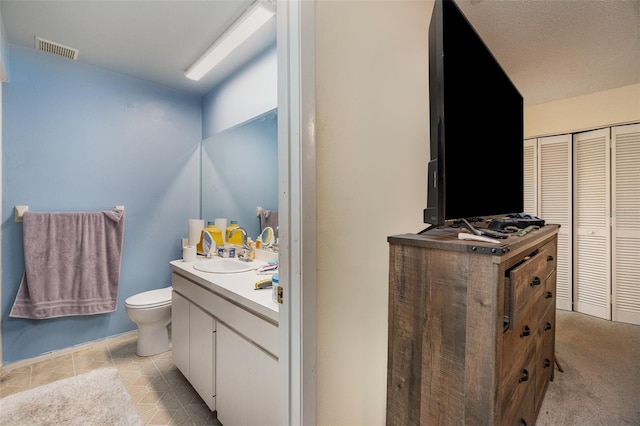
[
  {"x1": 509, "y1": 241, "x2": 556, "y2": 324},
  {"x1": 502, "y1": 304, "x2": 537, "y2": 381},
  {"x1": 502, "y1": 381, "x2": 536, "y2": 426},
  {"x1": 536, "y1": 304, "x2": 556, "y2": 391},
  {"x1": 500, "y1": 346, "x2": 537, "y2": 426},
  {"x1": 534, "y1": 269, "x2": 556, "y2": 319}
]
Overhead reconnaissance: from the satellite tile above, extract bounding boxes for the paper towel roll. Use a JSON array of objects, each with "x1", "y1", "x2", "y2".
[
  {"x1": 182, "y1": 245, "x2": 197, "y2": 262},
  {"x1": 188, "y1": 219, "x2": 204, "y2": 246},
  {"x1": 214, "y1": 218, "x2": 227, "y2": 242}
]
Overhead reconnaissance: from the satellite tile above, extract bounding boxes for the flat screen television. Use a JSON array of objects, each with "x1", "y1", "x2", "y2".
[{"x1": 424, "y1": 0, "x2": 524, "y2": 228}]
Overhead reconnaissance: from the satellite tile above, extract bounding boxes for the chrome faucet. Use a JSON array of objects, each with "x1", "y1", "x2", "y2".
[
  {"x1": 229, "y1": 227, "x2": 249, "y2": 250},
  {"x1": 229, "y1": 227, "x2": 254, "y2": 261}
]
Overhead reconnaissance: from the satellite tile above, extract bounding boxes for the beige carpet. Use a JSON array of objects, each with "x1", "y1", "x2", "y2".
[
  {"x1": 0, "y1": 367, "x2": 143, "y2": 426},
  {"x1": 537, "y1": 310, "x2": 640, "y2": 425}
]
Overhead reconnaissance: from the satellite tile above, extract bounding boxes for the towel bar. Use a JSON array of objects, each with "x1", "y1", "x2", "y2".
[
  {"x1": 15, "y1": 205, "x2": 124, "y2": 222},
  {"x1": 15, "y1": 206, "x2": 29, "y2": 222}
]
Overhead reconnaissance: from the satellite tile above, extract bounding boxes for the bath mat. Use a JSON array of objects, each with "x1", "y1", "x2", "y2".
[{"x1": 0, "y1": 367, "x2": 142, "y2": 426}]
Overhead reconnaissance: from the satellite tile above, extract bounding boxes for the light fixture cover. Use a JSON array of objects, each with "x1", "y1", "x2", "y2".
[{"x1": 185, "y1": 1, "x2": 275, "y2": 81}]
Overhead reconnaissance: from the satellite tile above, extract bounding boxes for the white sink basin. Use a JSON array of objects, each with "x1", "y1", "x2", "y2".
[{"x1": 193, "y1": 258, "x2": 258, "y2": 274}]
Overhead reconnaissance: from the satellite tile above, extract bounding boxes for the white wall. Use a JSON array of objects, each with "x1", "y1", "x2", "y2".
[
  {"x1": 315, "y1": 1, "x2": 431, "y2": 424},
  {"x1": 525, "y1": 83, "x2": 640, "y2": 137}
]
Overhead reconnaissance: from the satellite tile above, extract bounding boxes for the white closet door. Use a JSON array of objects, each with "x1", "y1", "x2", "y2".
[
  {"x1": 523, "y1": 138, "x2": 538, "y2": 215},
  {"x1": 573, "y1": 129, "x2": 611, "y2": 320},
  {"x1": 538, "y1": 134, "x2": 572, "y2": 311},
  {"x1": 612, "y1": 123, "x2": 640, "y2": 325}
]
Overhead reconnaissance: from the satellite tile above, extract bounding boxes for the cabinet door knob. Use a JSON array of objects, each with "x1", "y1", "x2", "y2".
[
  {"x1": 545, "y1": 291, "x2": 553, "y2": 299},
  {"x1": 544, "y1": 358, "x2": 551, "y2": 368},
  {"x1": 519, "y1": 369, "x2": 529, "y2": 383},
  {"x1": 530, "y1": 276, "x2": 541, "y2": 287},
  {"x1": 521, "y1": 420, "x2": 528, "y2": 426},
  {"x1": 547, "y1": 255, "x2": 554, "y2": 262},
  {"x1": 544, "y1": 322, "x2": 553, "y2": 331},
  {"x1": 520, "y1": 325, "x2": 531, "y2": 338}
]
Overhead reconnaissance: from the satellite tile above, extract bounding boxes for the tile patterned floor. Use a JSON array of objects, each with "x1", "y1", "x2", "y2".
[{"x1": 0, "y1": 333, "x2": 221, "y2": 425}]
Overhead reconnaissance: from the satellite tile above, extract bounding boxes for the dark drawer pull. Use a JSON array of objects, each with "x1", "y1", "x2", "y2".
[
  {"x1": 521, "y1": 420, "x2": 528, "y2": 426},
  {"x1": 544, "y1": 322, "x2": 553, "y2": 331},
  {"x1": 519, "y1": 369, "x2": 529, "y2": 383},
  {"x1": 547, "y1": 255, "x2": 554, "y2": 262},
  {"x1": 545, "y1": 291, "x2": 553, "y2": 299},
  {"x1": 520, "y1": 325, "x2": 531, "y2": 338},
  {"x1": 530, "y1": 276, "x2": 541, "y2": 287},
  {"x1": 544, "y1": 358, "x2": 551, "y2": 368}
]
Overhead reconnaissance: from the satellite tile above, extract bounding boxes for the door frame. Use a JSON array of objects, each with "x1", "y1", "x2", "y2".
[{"x1": 277, "y1": 1, "x2": 317, "y2": 424}]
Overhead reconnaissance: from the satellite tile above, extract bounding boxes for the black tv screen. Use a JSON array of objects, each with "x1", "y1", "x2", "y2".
[{"x1": 424, "y1": 0, "x2": 524, "y2": 226}]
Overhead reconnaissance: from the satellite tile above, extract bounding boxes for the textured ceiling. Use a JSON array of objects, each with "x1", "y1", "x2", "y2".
[
  {"x1": 1, "y1": 0, "x2": 638, "y2": 104},
  {"x1": 456, "y1": 0, "x2": 640, "y2": 105}
]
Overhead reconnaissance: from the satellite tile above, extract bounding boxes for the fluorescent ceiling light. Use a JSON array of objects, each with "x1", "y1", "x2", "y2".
[{"x1": 185, "y1": 1, "x2": 275, "y2": 81}]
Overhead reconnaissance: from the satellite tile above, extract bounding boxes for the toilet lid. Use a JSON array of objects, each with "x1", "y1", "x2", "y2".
[{"x1": 125, "y1": 286, "x2": 172, "y2": 308}]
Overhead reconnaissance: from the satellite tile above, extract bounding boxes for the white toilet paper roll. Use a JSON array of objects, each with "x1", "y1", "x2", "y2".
[
  {"x1": 214, "y1": 218, "x2": 227, "y2": 242},
  {"x1": 188, "y1": 219, "x2": 204, "y2": 246},
  {"x1": 182, "y1": 245, "x2": 197, "y2": 262}
]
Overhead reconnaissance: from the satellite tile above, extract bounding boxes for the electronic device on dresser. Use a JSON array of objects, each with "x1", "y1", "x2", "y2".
[{"x1": 424, "y1": 0, "x2": 524, "y2": 229}]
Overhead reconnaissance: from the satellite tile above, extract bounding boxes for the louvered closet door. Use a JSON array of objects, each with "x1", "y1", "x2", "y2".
[
  {"x1": 573, "y1": 129, "x2": 611, "y2": 320},
  {"x1": 538, "y1": 134, "x2": 572, "y2": 311},
  {"x1": 523, "y1": 139, "x2": 538, "y2": 215},
  {"x1": 612, "y1": 124, "x2": 640, "y2": 325}
]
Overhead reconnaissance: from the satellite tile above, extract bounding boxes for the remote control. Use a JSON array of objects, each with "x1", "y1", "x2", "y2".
[{"x1": 458, "y1": 232, "x2": 502, "y2": 244}]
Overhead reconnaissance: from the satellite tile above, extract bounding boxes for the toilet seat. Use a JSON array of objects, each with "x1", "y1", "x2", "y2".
[{"x1": 125, "y1": 286, "x2": 172, "y2": 309}]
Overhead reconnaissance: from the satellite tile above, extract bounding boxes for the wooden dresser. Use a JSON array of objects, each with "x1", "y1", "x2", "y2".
[{"x1": 386, "y1": 225, "x2": 559, "y2": 426}]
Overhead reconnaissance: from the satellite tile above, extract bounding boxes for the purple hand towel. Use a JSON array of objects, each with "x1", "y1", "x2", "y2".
[
  {"x1": 10, "y1": 208, "x2": 126, "y2": 319},
  {"x1": 259, "y1": 208, "x2": 278, "y2": 232}
]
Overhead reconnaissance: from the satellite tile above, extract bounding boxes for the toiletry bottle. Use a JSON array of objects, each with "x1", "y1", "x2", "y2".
[
  {"x1": 256, "y1": 235, "x2": 263, "y2": 250},
  {"x1": 272, "y1": 274, "x2": 279, "y2": 303},
  {"x1": 226, "y1": 220, "x2": 243, "y2": 245},
  {"x1": 196, "y1": 225, "x2": 206, "y2": 254},
  {"x1": 247, "y1": 237, "x2": 255, "y2": 260}
]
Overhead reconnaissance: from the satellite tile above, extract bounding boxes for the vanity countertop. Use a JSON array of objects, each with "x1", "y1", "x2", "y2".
[{"x1": 170, "y1": 256, "x2": 279, "y2": 323}]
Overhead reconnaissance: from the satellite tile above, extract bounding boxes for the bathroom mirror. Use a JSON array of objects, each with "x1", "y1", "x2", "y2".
[
  {"x1": 201, "y1": 109, "x2": 278, "y2": 240},
  {"x1": 202, "y1": 231, "x2": 214, "y2": 257},
  {"x1": 260, "y1": 226, "x2": 275, "y2": 248}
]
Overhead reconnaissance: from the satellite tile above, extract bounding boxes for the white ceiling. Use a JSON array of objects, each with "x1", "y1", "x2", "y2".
[
  {"x1": 1, "y1": 0, "x2": 277, "y2": 96},
  {"x1": 1, "y1": 0, "x2": 638, "y2": 105}
]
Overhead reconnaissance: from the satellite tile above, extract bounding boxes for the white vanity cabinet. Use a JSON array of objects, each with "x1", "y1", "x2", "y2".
[
  {"x1": 170, "y1": 260, "x2": 279, "y2": 425},
  {"x1": 172, "y1": 291, "x2": 189, "y2": 376},
  {"x1": 171, "y1": 290, "x2": 216, "y2": 411},
  {"x1": 216, "y1": 322, "x2": 279, "y2": 426}
]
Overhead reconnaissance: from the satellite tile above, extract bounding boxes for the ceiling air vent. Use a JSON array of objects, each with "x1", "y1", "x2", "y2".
[{"x1": 35, "y1": 36, "x2": 79, "y2": 60}]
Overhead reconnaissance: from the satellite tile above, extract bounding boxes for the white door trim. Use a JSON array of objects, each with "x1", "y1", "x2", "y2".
[{"x1": 277, "y1": 1, "x2": 317, "y2": 424}]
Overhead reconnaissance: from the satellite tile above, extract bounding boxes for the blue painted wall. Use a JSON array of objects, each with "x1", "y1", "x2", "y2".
[{"x1": 2, "y1": 44, "x2": 201, "y2": 363}]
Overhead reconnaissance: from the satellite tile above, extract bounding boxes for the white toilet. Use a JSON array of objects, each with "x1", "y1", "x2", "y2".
[{"x1": 125, "y1": 286, "x2": 173, "y2": 356}]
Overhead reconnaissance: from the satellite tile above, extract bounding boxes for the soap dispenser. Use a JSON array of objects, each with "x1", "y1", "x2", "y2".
[{"x1": 247, "y1": 237, "x2": 255, "y2": 260}]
